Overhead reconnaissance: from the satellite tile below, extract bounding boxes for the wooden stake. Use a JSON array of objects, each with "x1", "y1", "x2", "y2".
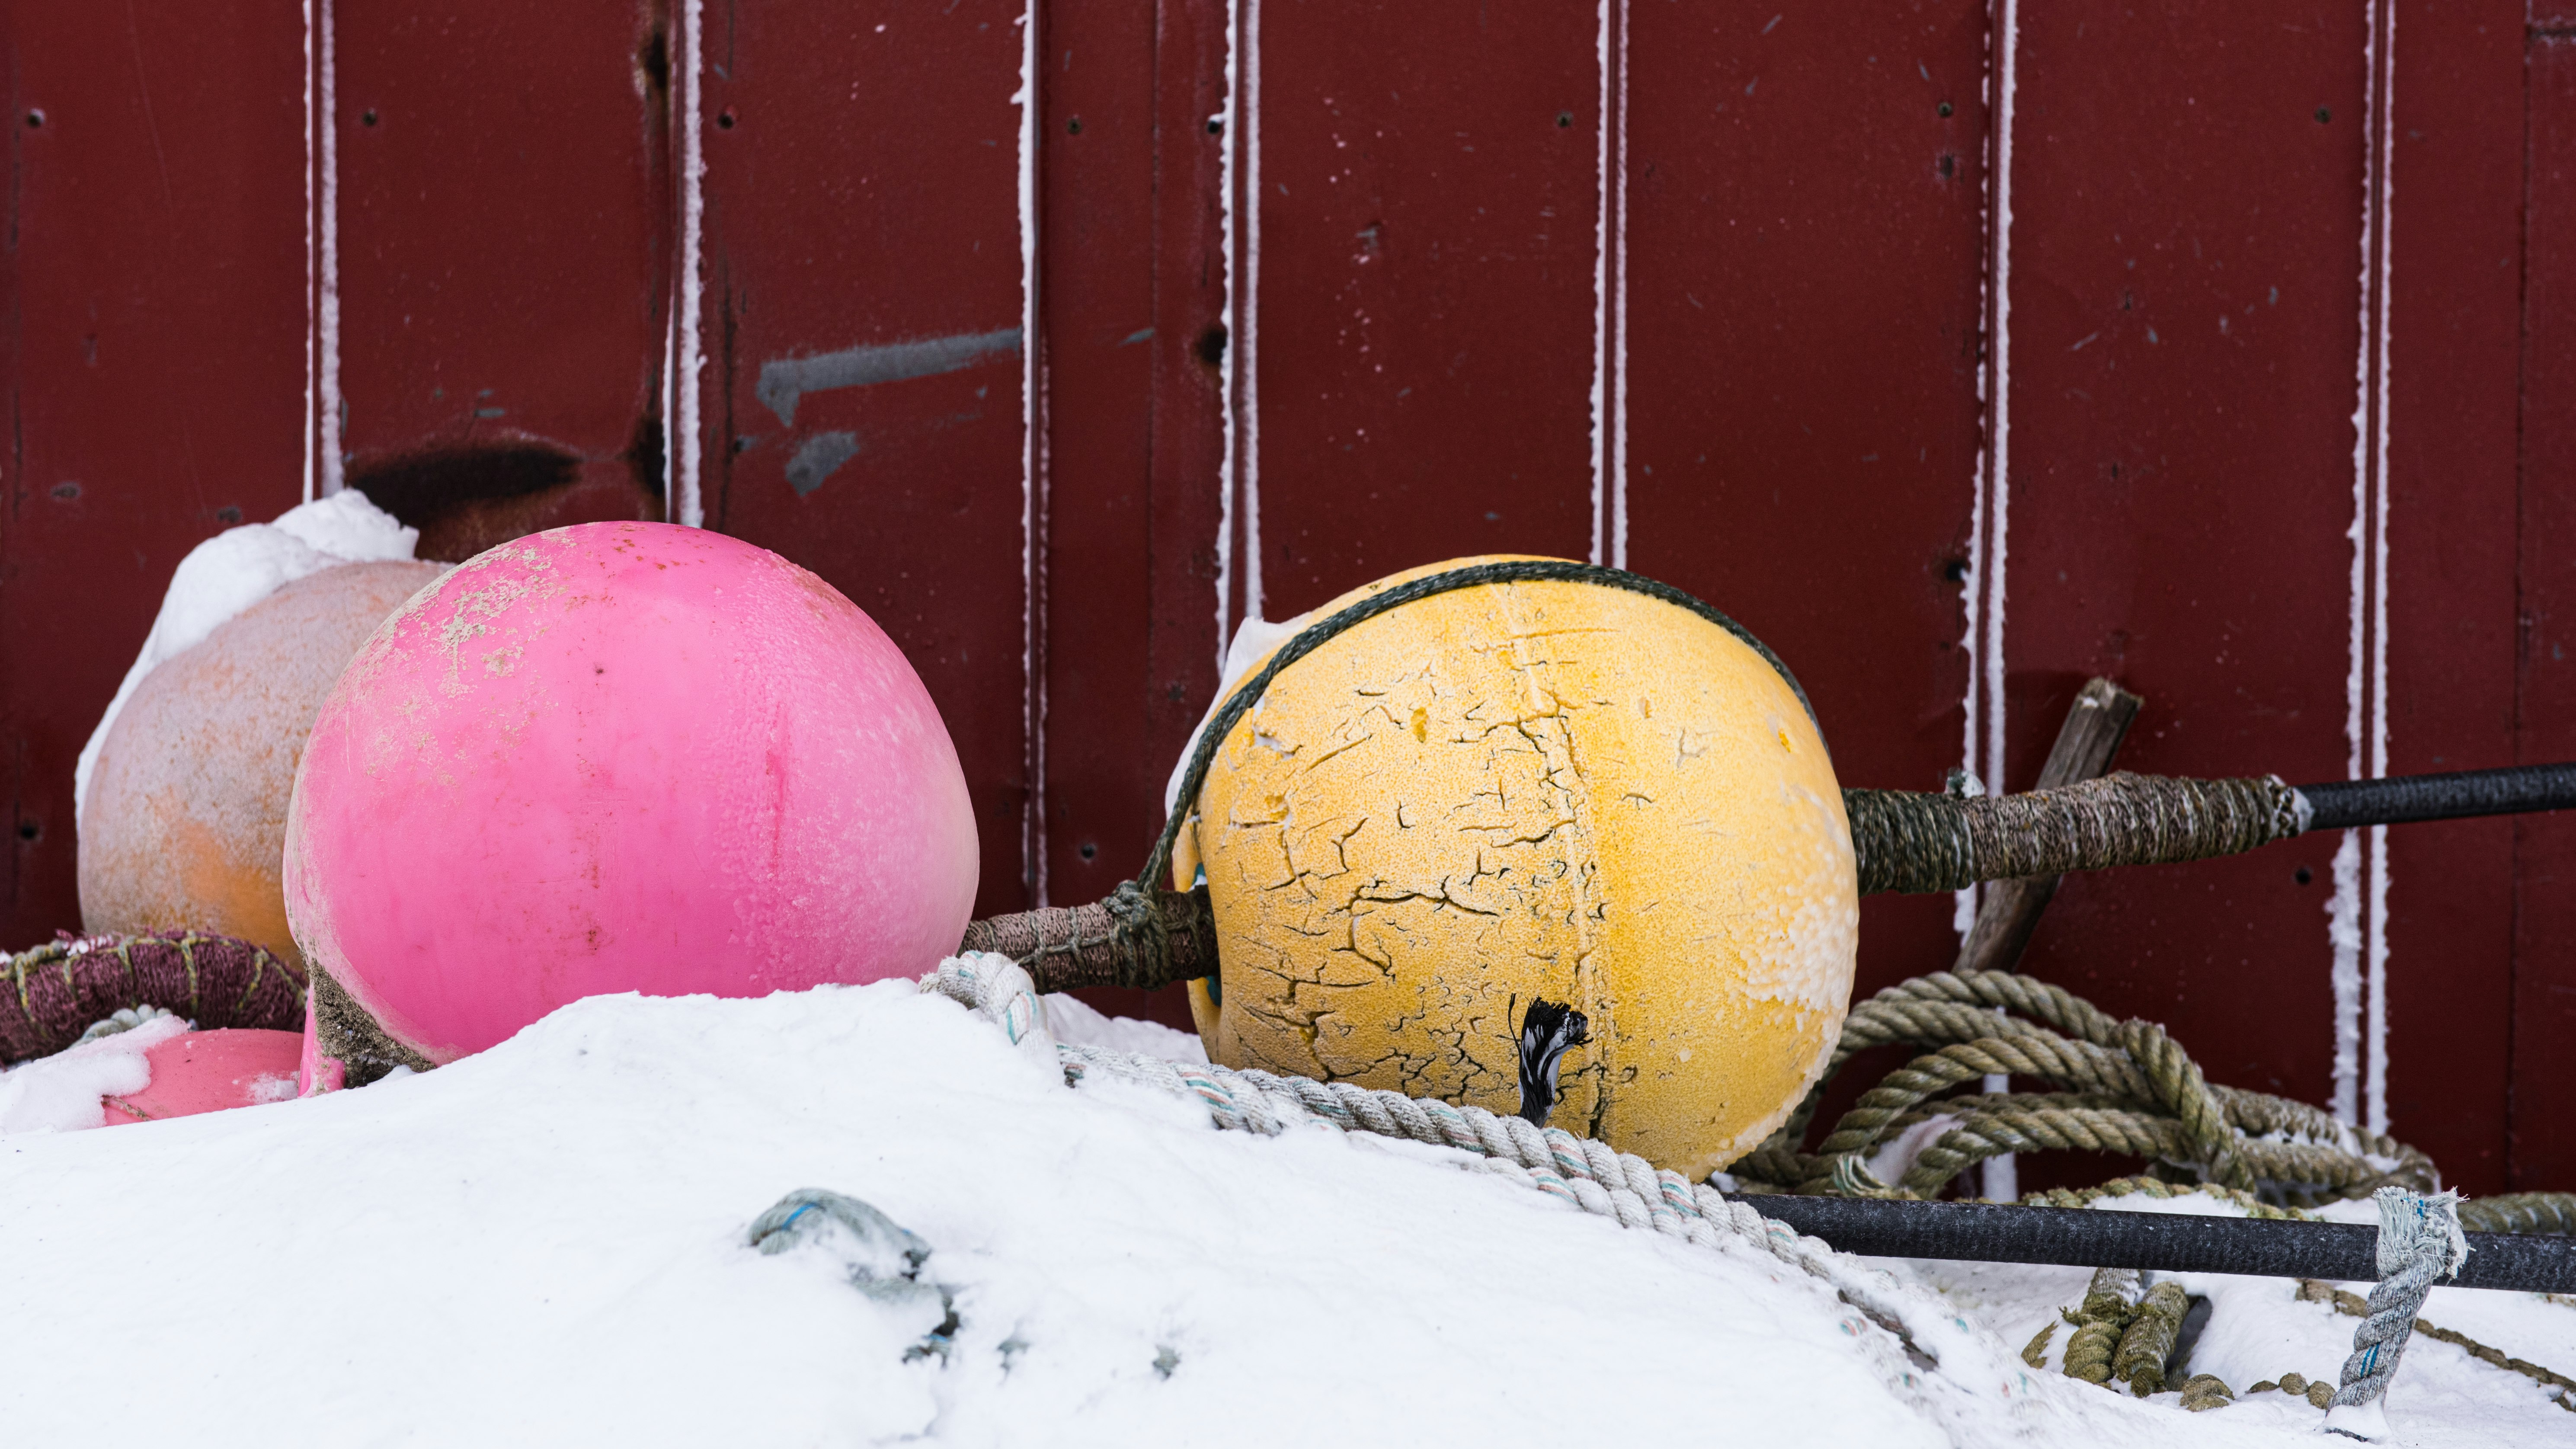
[{"x1": 1954, "y1": 676, "x2": 2144, "y2": 974}]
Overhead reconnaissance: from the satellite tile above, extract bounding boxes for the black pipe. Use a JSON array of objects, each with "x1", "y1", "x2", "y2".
[
  {"x1": 1735, "y1": 1195, "x2": 2576, "y2": 1294},
  {"x1": 2297, "y1": 762, "x2": 2576, "y2": 832}
]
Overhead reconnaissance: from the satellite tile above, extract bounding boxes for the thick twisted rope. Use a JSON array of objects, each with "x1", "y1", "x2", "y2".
[
  {"x1": 2110, "y1": 1280, "x2": 2192, "y2": 1396},
  {"x1": 2459, "y1": 1193, "x2": 2576, "y2": 1235},
  {"x1": 1739, "y1": 968, "x2": 2440, "y2": 1208},
  {"x1": 2299, "y1": 1276, "x2": 2576, "y2": 1410},
  {"x1": 2323, "y1": 1188, "x2": 2470, "y2": 1438}
]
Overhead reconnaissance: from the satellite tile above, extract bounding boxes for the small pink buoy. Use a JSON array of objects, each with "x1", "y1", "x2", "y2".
[
  {"x1": 284, "y1": 522, "x2": 977, "y2": 1077},
  {"x1": 101, "y1": 1029, "x2": 305, "y2": 1125}
]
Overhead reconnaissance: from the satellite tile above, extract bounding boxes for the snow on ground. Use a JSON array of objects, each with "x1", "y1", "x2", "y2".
[{"x1": 1, "y1": 981, "x2": 2565, "y2": 1446}]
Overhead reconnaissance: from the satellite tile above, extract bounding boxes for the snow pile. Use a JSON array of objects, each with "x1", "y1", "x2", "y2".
[
  {"x1": 1043, "y1": 991, "x2": 1207, "y2": 1062},
  {"x1": 0, "y1": 1011, "x2": 189, "y2": 1134},
  {"x1": 0, "y1": 982, "x2": 2294, "y2": 1448},
  {"x1": 74, "y1": 489, "x2": 422, "y2": 827},
  {"x1": 7, "y1": 980, "x2": 2569, "y2": 1446}
]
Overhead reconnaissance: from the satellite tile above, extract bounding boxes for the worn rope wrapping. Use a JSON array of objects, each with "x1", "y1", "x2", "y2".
[
  {"x1": 955, "y1": 882, "x2": 1219, "y2": 993},
  {"x1": 1844, "y1": 772, "x2": 2311, "y2": 896},
  {"x1": 2, "y1": 931, "x2": 304, "y2": 1064}
]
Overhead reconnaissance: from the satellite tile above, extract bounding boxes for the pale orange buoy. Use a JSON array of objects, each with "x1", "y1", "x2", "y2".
[
  {"x1": 79, "y1": 561, "x2": 446, "y2": 962},
  {"x1": 1177, "y1": 556, "x2": 1857, "y2": 1179}
]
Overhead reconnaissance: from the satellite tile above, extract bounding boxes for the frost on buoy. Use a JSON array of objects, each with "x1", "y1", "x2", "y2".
[
  {"x1": 283, "y1": 522, "x2": 978, "y2": 1081},
  {"x1": 80, "y1": 561, "x2": 446, "y2": 961},
  {"x1": 1175, "y1": 557, "x2": 1857, "y2": 1180}
]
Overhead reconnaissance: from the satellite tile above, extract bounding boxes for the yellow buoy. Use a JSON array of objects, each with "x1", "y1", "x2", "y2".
[{"x1": 1175, "y1": 557, "x2": 1856, "y2": 1178}]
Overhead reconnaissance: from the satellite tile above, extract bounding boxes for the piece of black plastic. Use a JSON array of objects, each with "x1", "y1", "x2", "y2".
[
  {"x1": 1732, "y1": 1195, "x2": 2576, "y2": 1294},
  {"x1": 2297, "y1": 762, "x2": 2576, "y2": 832}
]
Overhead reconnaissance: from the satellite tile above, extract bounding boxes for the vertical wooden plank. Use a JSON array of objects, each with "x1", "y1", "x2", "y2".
[
  {"x1": 1247, "y1": 0, "x2": 1599, "y2": 618},
  {"x1": 1623, "y1": 3, "x2": 1994, "y2": 993},
  {"x1": 702, "y1": 3, "x2": 1032, "y2": 916},
  {"x1": 1999, "y1": 6, "x2": 2365, "y2": 1117},
  {"x1": 1036, "y1": 0, "x2": 1155, "y2": 911},
  {"x1": 2, "y1": 6, "x2": 307, "y2": 942},
  {"x1": 1034, "y1": 0, "x2": 1227, "y2": 1024},
  {"x1": 1143, "y1": 0, "x2": 1233, "y2": 813},
  {"x1": 333, "y1": 0, "x2": 669, "y2": 542},
  {"x1": 2513, "y1": 26, "x2": 2576, "y2": 1192},
  {"x1": 2374, "y1": 0, "x2": 2525, "y2": 1197}
]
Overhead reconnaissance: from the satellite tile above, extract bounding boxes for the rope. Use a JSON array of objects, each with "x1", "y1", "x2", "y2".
[
  {"x1": 2458, "y1": 1193, "x2": 2576, "y2": 1236},
  {"x1": 922, "y1": 950, "x2": 2576, "y2": 1424},
  {"x1": 954, "y1": 880, "x2": 1219, "y2": 992},
  {"x1": 2323, "y1": 1187, "x2": 2468, "y2": 1436},
  {"x1": 1736, "y1": 968, "x2": 2438, "y2": 1207},
  {"x1": 2109, "y1": 1280, "x2": 2191, "y2": 1396},
  {"x1": 3, "y1": 930, "x2": 303, "y2": 1065},
  {"x1": 2058, "y1": 1267, "x2": 2140, "y2": 1385},
  {"x1": 1844, "y1": 772, "x2": 2309, "y2": 896},
  {"x1": 918, "y1": 951, "x2": 2012, "y2": 1418},
  {"x1": 2299, "y1": 1277, "x2": 2576, "y2": 1411},
  {"x1": 2018, "y1": 1174, "x2": 2315, "y2": 1221}
]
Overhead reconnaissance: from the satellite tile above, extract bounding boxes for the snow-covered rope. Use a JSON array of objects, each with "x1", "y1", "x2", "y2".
[
  {"x1": 917, "y1": 953, "x2": 2035, "y2": 1438},
  {"x1": 2322, "y1": 1187, "x2": 2469, "y2": 1440}
]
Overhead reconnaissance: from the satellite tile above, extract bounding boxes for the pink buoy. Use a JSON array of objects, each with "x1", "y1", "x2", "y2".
[
  {"x1": 283, "y1": 522, "x2": 977, "y2": 1078},
  {"x1": 101, "y1": 1029, "x2": 305, "y2": 1126}
]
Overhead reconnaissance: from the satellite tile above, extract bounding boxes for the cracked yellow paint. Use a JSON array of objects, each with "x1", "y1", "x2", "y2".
[{"x1": 1179, "y1": 557, "x2": 1856, "y2": 1178}]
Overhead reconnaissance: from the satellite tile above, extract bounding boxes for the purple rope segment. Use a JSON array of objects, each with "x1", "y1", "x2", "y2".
[{"x1": 2, "y1": 930, "x2": 306, "y2": 1064}]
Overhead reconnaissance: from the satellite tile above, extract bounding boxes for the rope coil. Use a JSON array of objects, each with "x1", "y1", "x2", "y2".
[{"x1": 1734, "y1": 968, "x2": 2437, "y2": 1208}]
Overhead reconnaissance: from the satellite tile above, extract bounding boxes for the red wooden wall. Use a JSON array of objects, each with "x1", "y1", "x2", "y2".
[{"x1": 6, "y1": 1, "x2": 2570, "y2": 1196}]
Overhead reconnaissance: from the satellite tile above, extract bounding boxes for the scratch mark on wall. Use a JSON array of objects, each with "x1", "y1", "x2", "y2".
[
  {"x1": 756, "y1": 326, "x2": 1023, "y2": 426},
  {"x1": 784, "y1": 432, "x2": 860, "y2": 496}
]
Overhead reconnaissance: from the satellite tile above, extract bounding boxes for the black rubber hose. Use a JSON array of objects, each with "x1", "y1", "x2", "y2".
[
  {"x1": 1734, "y1": 1195, "x2": 2576, "y2": 1294},
  {"x1": 2296, "y1": 762, "x2": 2576, "y2": 831}
]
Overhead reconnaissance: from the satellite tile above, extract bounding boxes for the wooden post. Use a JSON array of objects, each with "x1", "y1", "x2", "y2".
[{"x1": 1962, "y1": 676, "x2": 2140, "y2": 1202}]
